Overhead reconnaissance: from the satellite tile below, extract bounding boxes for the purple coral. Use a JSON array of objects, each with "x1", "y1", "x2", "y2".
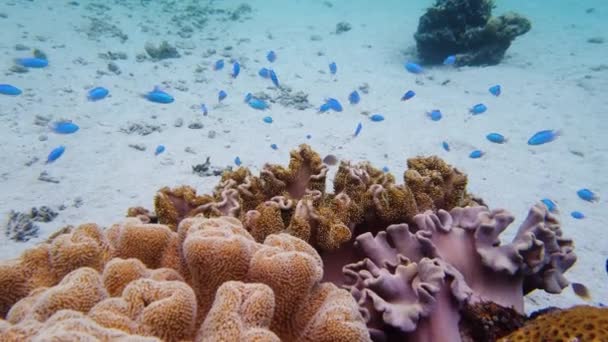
[{"x1": 343, "y1": 203, "x2": 576, "y2": 341}]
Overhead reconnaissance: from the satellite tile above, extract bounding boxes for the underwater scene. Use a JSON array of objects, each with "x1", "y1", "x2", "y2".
[{"x1": 0, "y1": 0, "x2": 607, "y2": 340}]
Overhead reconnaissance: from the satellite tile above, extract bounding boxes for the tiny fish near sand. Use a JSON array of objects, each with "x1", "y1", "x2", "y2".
[
  {"x1": 528, "y1": 129, "x2": 560, "y2": 145},
  {"x1": 144, "y1": 87, "x2": 174, "y2": 104},
  {"x1": 218, "y1": 90, "x2": 227, "y2": 102},
  {"x1": 370, "y1": 114, "x2": 384, "y2": 122},
  {"x1": 154, "y1": 145, "x2": 165, "y2": 156},
  {"x1": 267, "y1": 50, "x2": 277, "y2": 63},
  {"x1": 269, "y1": 69, "x2": 279, "y2": 87},
  {"x1": 427, "y1": 109, "x2": 442, "y2": 121},
  {"x1": 214, "y1": 59, "x2": 224, "y2": 70},
  {"x1": 15, "y1": 57, "x2": 48, "y2": 68},
  {"x1": 46, "y1": 146, "x2": 65, "y2": 163},
  {"x1": 443, "y1": 55, "x2": 456, "y2": 65},
  {"x1": 489, "y1": 84, "x2": 501, "y2": 96},
  {"x1": 354, "y1": 122, "x2": 362, "y2": 137},
  {"x1": 486, "y1": 133, "x2": 506, "y2": 143},
  {"x1": 469, "y1": 150, "x2": 484, "y2": 159},
  {"x1": 405, "y1": 62, "x2": 423, "y2": 74},
  {"x1": 0, "y1": 84, "x2": 22, "y2": 95},
  {"x1": 259, "y1": 67, "x2": 270, "y2": 78},
  {"x1": 348, "y1": 90, "x2": 360, "y2": 104},
  {"x1": 577, "y1": 188, "x2": 599, "y2": 202},
  {"x1": 329, "y1": 62, "x2": 337, "y2": 75},
  {"x1": 571, "y1": 211, "x2": 585, "y2": 219},
  {"x1": 231, "y1": 61, "x2": 240, "y2": 78},
  {"x1": 401, "y1": 90, "x2": 415, "y2": 101},
  {"x1": 50, "y1": 121, "x2": 79, "y2": 134},
  {"x1": 541, "y1": 198, "x2": 558, "y2": 213},
  {"x1": 88, "y1": 87, "x2": 109, "y2": 101},
  {"x1": 470, "y1": 103, "x2": 487, "y2": 115}
]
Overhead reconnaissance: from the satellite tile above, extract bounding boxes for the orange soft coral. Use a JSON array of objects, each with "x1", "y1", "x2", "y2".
[
  {"x1": 404, "y1": 155, "x2": 471, "y2": 211},
  {"x1": 0, "y1": 223, "x2": 111, "y2": 318},
  {"x1": 153, "y1": 186, "x2": 215, "y2": 230},
  {"x1": 260, "y1": 144, "x2": 328, "y2": 199},
  {"x1": 197, "y1": 281, "x2": 279, "y2": 342},
  {"x1": 499, "y1": 305, "x2": 608, "y2": 342}
]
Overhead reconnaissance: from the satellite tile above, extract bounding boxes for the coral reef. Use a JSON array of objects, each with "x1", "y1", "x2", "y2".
[
  {"x1": 0, "y1": 145, "x2": 585, "y2": 341},
  {"x1": 0, "y1": 216, "x2": 369, "y2": 341},
  {"x1": 414, "y1": 0, "x2": 532, "y2": 66},
  {"x1": 499, "y1": 305, "x2": 608, "y2": 341},
  {"x1": 342, "y1": 204, "x2": 576, "y2": 341}
]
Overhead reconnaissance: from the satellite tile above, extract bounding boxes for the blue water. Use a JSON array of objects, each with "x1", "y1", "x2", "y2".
[{"x1": 0, "y1": 0, "x2": 606, "y2": 325}]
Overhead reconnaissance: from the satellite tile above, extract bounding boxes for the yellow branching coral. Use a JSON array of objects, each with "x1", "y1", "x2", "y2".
[
  {"x1": 197, "y1": 281, "x2": 279, "y2": 342},
  {"x1": 499, "y1": 306, "x2": 608, "y2": 342}
]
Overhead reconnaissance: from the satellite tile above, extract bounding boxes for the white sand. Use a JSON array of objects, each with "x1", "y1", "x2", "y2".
[{"x1": 0, "y1": 0, "x2": 606, "y2": 313}]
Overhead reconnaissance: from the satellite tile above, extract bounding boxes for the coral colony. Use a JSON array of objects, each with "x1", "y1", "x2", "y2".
[{"x1": 0, "y1": 145, "x2": 605, "y2": 341}]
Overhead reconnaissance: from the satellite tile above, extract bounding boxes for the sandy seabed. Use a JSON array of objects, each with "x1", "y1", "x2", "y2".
[{"x1": 0, "y1": 0, "x2": 606, "y2": 312}]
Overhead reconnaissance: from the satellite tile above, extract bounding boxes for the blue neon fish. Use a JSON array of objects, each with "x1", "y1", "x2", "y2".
[
  {"x1": 348, "y1": 90, "x2": 360, "y2": 104},
  {"x1": 486, "y1": 133, "x2": 506, "y2": 144},
  {"x1": 354, "y1": 122, "x2": 362, "y2": 137},
  {"x1": 470, "y1": 103, "x2": 487, "y2": 115},
  {"x1": 329, "y1": 62, "x2": 337, "y2": 75},
  {"x1": 370, "y1": 114, "x2": 384, "y2": 122},
  {"x1": 231, "y1": 61, "x2": 240, "y2": 78},
  {"x1": 527, "y1": 130, "x2": 560, "y2": 145},
  {"x1": 218, "y1": 90, "x2": 227, "y2": 102},
  {"x1": 259, "y1": 67, "x2": 270, "y2": 78},
  {"x1": 51, "y1": 121, "x2": 79, "y2": 134},
  {"x1": 269, "y1": 69, "x2": 279, "y2": 87},
  {"x1": 46, "y1": 146, "x2": 65, "y2": 163},
  {"x1": 405, "y1": 62, "x2": 423, "y2": 74},
  {"x1": 577, "y1": 189, "x2": 599, "y2": 202},
  {"x1": 144, "y1": 87, "x2": 174, "y2": 103},
  {"x1": 214, "y1": 59, "x2": 224, "y2": 70},
  {"x1": 489, "y1": 85, "x2": 501, "y2": 96},
  {"x1": 155, "y1": 145, "x2": 165, "y2": 156},
  {"x1": 16, "y1": 57, "x2": 48, "y2": 68},
  {"x1": 0, "y1": 84, "x2": 22, "y2": 95},
  {"x1": 443, "y1": 55, "x2": 456, "y2": 65},
  {"x1": 541, "y1": 198, "x2": 558, "y2": 213},
  {"x1": 427, "y1": 109, "x2": 442, "y2": 121},
  {"x1": 267, "y1": 50, "x2": 277, "y2": 62},
  {"x1": 88, "y1": 87, "x2": 109, "y2": 101},
  {"x1": 401, "y1": 90, "x2": 415, "y2": 101},
  {"x1": 469, "y1": 150, "x2": 484, "y2": 159}
]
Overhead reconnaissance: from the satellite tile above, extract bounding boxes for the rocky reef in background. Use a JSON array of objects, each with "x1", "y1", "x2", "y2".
[
  {"x1": 414, "y1": 0, "x2": 531, "y2": 66},
  {"x1": 0, "y1": 144, "x2": 605, "y2": 341}
]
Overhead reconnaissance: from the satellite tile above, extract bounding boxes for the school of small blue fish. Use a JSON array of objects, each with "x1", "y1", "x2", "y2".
[{"x1": 1, "y1": 45, "x2": 599, "y2": 230}]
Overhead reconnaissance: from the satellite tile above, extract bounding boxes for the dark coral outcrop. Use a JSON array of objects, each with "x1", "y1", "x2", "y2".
[{"x1": 414, "y1": 0, "x2": 531, "y2": 66}]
